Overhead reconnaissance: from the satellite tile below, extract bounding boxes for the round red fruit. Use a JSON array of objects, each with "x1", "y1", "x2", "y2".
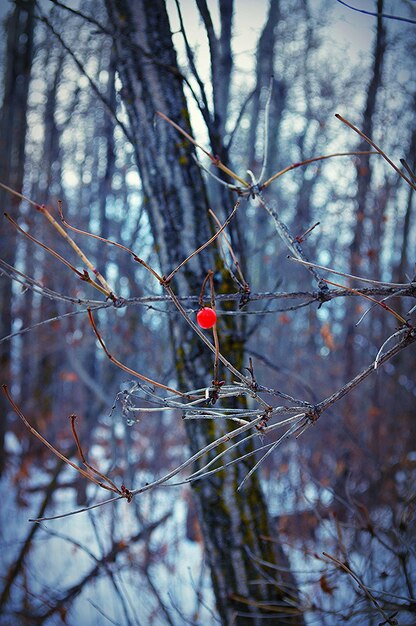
[{"x1": 197, "y1": 307, "x2": 217, "y2": 329}]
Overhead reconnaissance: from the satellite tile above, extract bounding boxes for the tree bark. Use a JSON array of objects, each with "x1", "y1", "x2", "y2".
[
  {"x1": 247, "y1": 0, "x2": 282, "y2": 172},
  {"x1": 0, "y1": 0, "x2": 35, "y2": 475},
  {"x1": 105, "y1": 1, "x2": 304, "y2": 623},
  {"x1": 395, "y1": 123, "x2": 416, "y2": 283},
  {"x1": 345, "y1": 0, "x2": 386, "y2": 380},
  {"x1": 349, "y1": 0, "x2": 386, "y2": 278}
]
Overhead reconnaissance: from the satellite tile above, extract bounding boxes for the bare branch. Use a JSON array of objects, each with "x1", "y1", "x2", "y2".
[
  {"x1": 335, "y1": 0, "x2": 416, "y2": 25},
  {"x1": 335, "y1": 114, "x2": 416, "y2": 190},
  {"x1": 87, "y1": 309, "x2": 186, "y2": 397}
]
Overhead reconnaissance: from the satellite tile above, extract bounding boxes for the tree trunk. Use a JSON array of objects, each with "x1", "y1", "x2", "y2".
[
  {"x1": 345, "y1": 0, "x2": 386, "y2": 380},
  {"x1": 105, "y1": 1, "x2": 304, "y2": 623},
  {"x1": 247, "y1": 0, "x2": 281, "y2": 172},
  {"x1": 349, "y1": 0, "x2": 386, "y2": 278},
  {"x1": 0, "y1": 0, "x2": 35, "y2": 475},
  {"x1": 395, "y1": 123, "x2": 416, "y2": 283}
]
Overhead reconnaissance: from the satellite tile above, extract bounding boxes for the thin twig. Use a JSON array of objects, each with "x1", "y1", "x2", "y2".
[
  {"x1": 335, "y1": 114, "x2": 416, "y2": 190},
  {"x1": 165, "y1": 199, "x2": 240, "y2": 283},
  {"x1": 289, "y1": 257, "x2": 411, "y2": 287},
  {"x1": 37, "y1": 204, "x2": 116, "y2": 296},
  {"x1": 322, "y1": 551, "x2": 397, "y2": 625},
  {"x1": 209, "y1": 208, "x2": 249, "y2": 288},
  {"x1": 1, "y1": 180, "x2": 116, "y2": 298},
  {"x1": 400, "y1": 158, "x2": 416, "y2": 182},
  {"x1": 69, "y1": 414, "x2": 120, "y2": 492},
  {"x1": 0, "y1": 305, "x2": 105, "y2": 345},
  {"x1": 2, "y1": 386, "x2": 119, "y2": 494},
  {"x1": 36, "y1": 7, "x2": 134, "y2": 144},
  {"x1": 237, "y1": 417, "x2": 306, "y2": 491},
  {"x1": 258, "y1": 76, "x2": 273, "y2": 185},
  {"x1": 192, "y1": 154, "x2": 241, "y2": 191},
  {"x1": 261, "y1": 151, "x2": 378, "y2": 189},
  {"x1": 157, "y1": 111, "x2": 249, "y2": 188},
  {"x1": 57, "y1": 200, "x2": 163, "y2": 285},
  {"x1": 335, "y1": 0, "x2": 416, "y2": 25},
  {"x1": 374, "y1": 329, "x2": 407, "y2": 370},
  {"x1": 320, "y1": 277, "x2": 410, "y2": 327},
  {"x1": 317, "y1": 329, "x2": 416, "y2": 414},
  {"x1": 0, "y1": 258, "x2": 106, "y2": 306},
  {"x1": 256, "y1": 194, "x2": 325, "y2": 286},
  {"x1": 4, "y1": 213, "x2": 100, "y2": 287},
  {"x1": 225, "y1": 88, "x2": 256, "y2": 152},
  {"x1": 129, "y1": 412, "x2": 268, "y2": 497},
  {"x1": 29, "y1": 494, "x2": 123, "y2": 522},
  {"x1": 87, "y1": 309, "x2": 186, "y2": 397}
]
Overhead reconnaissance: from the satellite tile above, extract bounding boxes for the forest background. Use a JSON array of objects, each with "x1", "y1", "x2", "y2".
[{"x1": 0, "y1": 0, "x2": 415, "y2": 625}]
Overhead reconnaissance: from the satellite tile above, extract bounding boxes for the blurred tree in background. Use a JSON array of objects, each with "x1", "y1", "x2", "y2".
[{"x1": 0, "y1": 1, "x2": 415, "y2": 624}]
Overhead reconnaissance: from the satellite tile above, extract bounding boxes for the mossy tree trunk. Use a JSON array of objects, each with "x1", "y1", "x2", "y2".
[{"x1": 105, "y1": 1, "x2": 304, "y2": 623}]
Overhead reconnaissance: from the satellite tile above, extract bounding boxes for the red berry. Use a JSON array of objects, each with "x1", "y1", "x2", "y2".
[{"x1": 197, "y1": 307, "x2": 217, "y2": 329}]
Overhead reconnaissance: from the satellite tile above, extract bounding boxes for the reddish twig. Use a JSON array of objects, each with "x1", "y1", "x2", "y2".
[
  {"x1": 2, "y1": 385, "x2": 119, "y2": 494},
  {"x1": 157, "y1": 111, "x2": 249, "y2": 188},
  {"x1": 320, "y1": 277, "x2": 410, "y2": 327},
  {"x1": 69, "y1": 414, "x2": 120, "y2": 493},
  {"x1": 87, "y1": 309, "x2": 187, "y2": 397},
  {"x1": 260, "y1": 151, "x2": 378, "y2": 190},
  {"x1": 57, "y1": 201, "x2": 164, "y2": 285}
]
